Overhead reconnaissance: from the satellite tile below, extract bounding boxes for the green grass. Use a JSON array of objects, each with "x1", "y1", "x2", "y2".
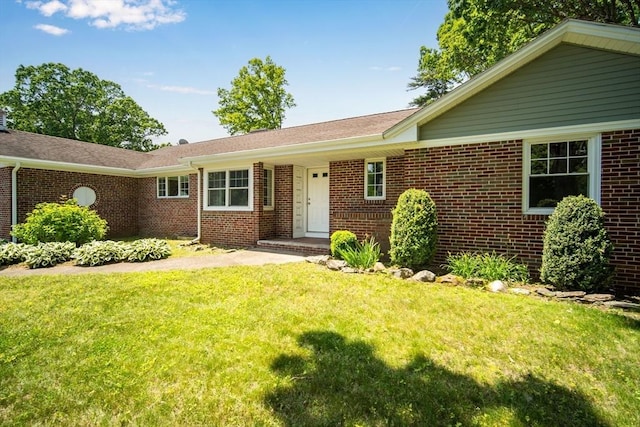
[{"x1": 1, "y1": 263, "x2": 638, "y2": 426}]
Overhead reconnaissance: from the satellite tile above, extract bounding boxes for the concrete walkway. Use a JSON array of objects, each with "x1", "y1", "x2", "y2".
[{"x1": 0, "y1": 249, "x2": 306, "y2": 277}]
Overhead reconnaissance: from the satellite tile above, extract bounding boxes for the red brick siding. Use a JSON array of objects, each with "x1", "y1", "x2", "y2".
[
  {"x1": 330, "y1": 157, "x2": 404, "y2": 252},
  {"x1": 0, "y1": 167, "x2": 12, "y2": 240},
  {"x1": 137, "y1": 175, "x2": 198, "y2": 238},
  {"x1": 275, "y1": 165, "x2": 293, "y2": 239},
  {"x1": 16, "y1": 168, "x2": 138, "y2": 237},
  {"x1": 601, "y1": 130, "x2": 640, "y2": 293}
]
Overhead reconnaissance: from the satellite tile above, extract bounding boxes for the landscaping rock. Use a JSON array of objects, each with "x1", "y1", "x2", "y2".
[
  {"x1": 603, "y1": 301, "x2": 640, "y2": 312},
  {"x1": 373, "y1": 262, "x2": 386, "y2": 273},
  {"x1": 487, "y1": 280, "x2": 507, "y2": 293},
  {"x1": 306, "y1": 255, "x2": 331, "y2": 265},
  {"x1": 326, "y1": 259, "x2": 347, "y2": 271},
  {"x1": 341, "y1": 267, "x2": 359, "y2": 274},
  {"x1": 389, "y1": 268, "x2": 414, "y2": 279},
  {"x1": 465, "y1": 278, "x2": 485, "y2": 287},
  {"x1": 412, "y1": 270, "x2": 436, "y2": 282},
  {"x1": 555, "y1": 291, "x2": 587, "y2": 299},
  {"x1": 536, "y1": 288, "x2": 557, "y2": 297},
  {"x1": 510, "y1": 288, "x2": 531, "y2": 296},
  {"x1": 438, "y1": 273, "x2": 463, "y2": 285},
  {"x1": 581, "y1": 293, "x2": 615, "y2": 303}
]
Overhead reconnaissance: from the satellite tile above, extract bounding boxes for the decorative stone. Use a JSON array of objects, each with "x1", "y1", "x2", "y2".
[
  {"x1": 581, "y1": 293, "x2": 615, "y2": 303},
  {"x1": 412, "y1": 270, "x2": 436, "y2": 282},
  {"x1": 487, "y1": 280, "x2": 507, "y2": 293},
  {"x1": 510, "y1": 288, "x2": 531, "y2": 295},
  {"x1": 373, "y1": 262, "x2": 386, "y2": 272},
  {"x1": 326, "y1": 259, "x2": 347, "y2": 271},
  {"x1": 465, "y1": 278, "x2": 485, "y2": 287},
  {"x1": 555, "y1": 291, "x2": 587, "y2": 299},
  {"x1": 389, "y1": 268, "x2": 414, "y2": 279},
  {"x1": 341, "y1": 267, "x2": 359, "y2": 274},
  {"x1": 536, "y1": 288, "x2": 557, "y2": 297},
  {"x1": 438, "y1": 273, "x2": 463, "y2": 285},
  {"x1": 306, "y1": 255, "x2": 331, "y2": 265},
  {"x1": 603, "y1": 301, "x2": 640, "y2": 312}
]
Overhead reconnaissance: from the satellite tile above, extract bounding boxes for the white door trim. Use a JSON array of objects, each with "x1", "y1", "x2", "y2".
[{"x1": 306, "y1": 166, "x2": 330, "y2": 238}]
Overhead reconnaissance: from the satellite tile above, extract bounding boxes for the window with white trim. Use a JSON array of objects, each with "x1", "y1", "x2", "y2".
[
  {"x1": 157, "y1": 175, "x2": 189, "y2": 198},
  {"x1": 524, "y1": 136, "x2": 600, "y2": 214},
  {"x1": 263, "y1": 168, "x2": 274, "y2": 209},
  {"x1": 206, "y1": 168, "x2": 252, "y2": 209},
  {"x1": 365, "y1": 158, "x2": 386, "y2": 200}
]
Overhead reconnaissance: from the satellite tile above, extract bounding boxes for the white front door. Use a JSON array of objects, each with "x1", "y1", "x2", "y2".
[{"x1": 307, "y1": 167, "x2": 329, "y2": 235}]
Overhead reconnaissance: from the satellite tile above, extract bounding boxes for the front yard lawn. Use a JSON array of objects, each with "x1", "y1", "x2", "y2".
[{"x1": 1, "y1": 263, "x2": 638, "y2": 426}]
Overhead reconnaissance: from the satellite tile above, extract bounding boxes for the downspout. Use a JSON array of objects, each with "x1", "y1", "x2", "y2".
[
  {"x1": 188, "y1": 161, "x2": 201, "y2": 243},
  {"x1": 11, "y1": 162, "x2": 21, "y2": 243}
]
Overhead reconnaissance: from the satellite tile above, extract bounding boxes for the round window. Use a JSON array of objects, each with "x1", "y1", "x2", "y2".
[{"x1": 73, "y1": 186, "x2": 97, "y2": 206}]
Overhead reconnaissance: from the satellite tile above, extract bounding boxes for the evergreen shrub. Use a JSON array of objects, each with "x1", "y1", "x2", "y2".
[
  {"x1": 389, "y1": 189, "x2": 438, "y2": 269},
  {"x1": 540, "y1": 195, "x2": 613, "y2": 292},
  {"x1": 330, "y1": 230, "x2": 358, "y2": 260}
]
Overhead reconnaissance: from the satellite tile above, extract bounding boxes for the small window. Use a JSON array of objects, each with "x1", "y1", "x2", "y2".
[
  {"x1": 263, "y1": 168, "x2": 274, "y2": 209},
  {"x1": 205, "y1": 168, "x2": 252, "y2": 210},
  {"x1": 158, "y1": 175, "x2": 189, "y2": 198},
  {"x1": 524, "y1": 136, "x2": 600, "y2": 214},
  {"x1": 365, "y1": 158, "x2": 386, "y2": 200}
]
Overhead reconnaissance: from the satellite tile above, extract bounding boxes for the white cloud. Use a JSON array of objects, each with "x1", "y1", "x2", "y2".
[
  {"x1": 24, "y1": 0, "x2": 186, "y2": 31},
  {"x1": 34, "y1": 23, "x2": 70, "y2": 35},
  {"x1": 147, "y1": 84, "x2": 216, "y2": 96}
]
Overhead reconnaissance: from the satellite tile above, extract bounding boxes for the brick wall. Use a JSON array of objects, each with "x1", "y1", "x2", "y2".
[
  {"x1": 601, "y1": 129, "x2": 640, "y2": 294},
  {"x1": 275, "y1": 165, "x2": 293, "y2": 239},
  {"x1": 16, "y1": 168, "x2": 139, "y2": 237},
  {"x1": 137, "y1": 175, "x2": 198, "y2": 238},
  {"x1": 0, "y1": 167, "x2": 11, "y2": 240}
]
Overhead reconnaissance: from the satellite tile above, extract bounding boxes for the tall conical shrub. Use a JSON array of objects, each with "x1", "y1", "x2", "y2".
[
  {"x1": 540, "y1": 195, "x2": 613, "y2": 292},
  {"x1": 389, "y1": 189, "x2": 437, "y2": 269}
]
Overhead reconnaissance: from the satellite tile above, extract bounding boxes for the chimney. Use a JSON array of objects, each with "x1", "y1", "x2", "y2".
[
  {"x1": 0, "y1": 110, "x2": 6, "y2": 132},
  {"x1": 178, "y1": 138, "x2": 189, "y2": 145}
]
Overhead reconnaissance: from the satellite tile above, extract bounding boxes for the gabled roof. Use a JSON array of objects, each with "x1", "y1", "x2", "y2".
[
  {"x1": 384, "y1": 19, "x2": 640, "y2": 139},
  {"x1": 0, "y1": 109, "x2": 418, "y2": 173}
]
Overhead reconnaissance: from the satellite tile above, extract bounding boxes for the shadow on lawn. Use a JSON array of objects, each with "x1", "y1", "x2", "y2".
[{"x1": 265, "y1": 331, "x2": 608, "y2": 426}]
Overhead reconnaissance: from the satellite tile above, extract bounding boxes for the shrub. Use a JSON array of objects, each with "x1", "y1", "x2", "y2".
[
  {"x1": 540, "y1": 195, "x2": 613, "y2": 292},
  {"x1": 445, "y1": 252, "x2": 530, "y2": 283},
  {"x1": 73, "y1": 240, "x2": 128, "y2": 266},
  {"x1": 11, "y1": 199, "x2": 108, "y2": 245},
  {"x1": 23, "y1": 242, "x2": 75, "y2": 269},
  {"x1": 330, "y1": 230, "x2": 358, "y2": 260},
  {"x1": 389, "y1": 189, "x2": 438, "y2": 269},
  {"x1": 337, "y1": 236, "x2": 382, "y2": 269},
  {"x1": 125, "y1": 239, "x2": 172, "y2": 262},
  {"x1": 0, "y1": 242, "x2": 27, "y2": 266}
]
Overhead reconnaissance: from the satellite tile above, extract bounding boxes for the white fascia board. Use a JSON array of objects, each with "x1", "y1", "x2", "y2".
[
  {"x1": 0, "y1": 156, "x2": 138, "y2": 177},
  {"x1": 134, "y1": 165, "x2": 195, "y2": 177},
  {"x1": 417, "y1": 119, "x2": 640, "y2": 148},
  {"x1": 179, "y1": 133, "x2": 389, "y2": 167},
  {"x1": 384, "y1": 20, "x2": 640, "y2": 140}
]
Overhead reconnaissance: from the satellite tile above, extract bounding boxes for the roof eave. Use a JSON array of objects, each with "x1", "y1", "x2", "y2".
[{"x1": 0, "y1": 156, "x2": 139, "y2": 177}]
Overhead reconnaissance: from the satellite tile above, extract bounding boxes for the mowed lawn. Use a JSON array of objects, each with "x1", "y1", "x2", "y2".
[{"x1": 0, "y1": 263, "x2": 638, "y2": 426}]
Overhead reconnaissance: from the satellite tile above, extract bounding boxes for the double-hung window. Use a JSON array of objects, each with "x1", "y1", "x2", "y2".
[
  {"x1": 157, "y1": 175, "x2": 189, "y2": 198},
  {"x1": 365, "y1": 158, "x2": 386, "y2": 200},
  {"x1": 206, "y1": 168, "x2": 252, "y2": 209},
  {"x1": 524, "y1": 136, "x2": 600, "y2": 214}
]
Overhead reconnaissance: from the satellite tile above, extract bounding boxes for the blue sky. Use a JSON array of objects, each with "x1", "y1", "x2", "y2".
[{"x1": 1, "y1": 0, "x2": 449, "y2": 145}]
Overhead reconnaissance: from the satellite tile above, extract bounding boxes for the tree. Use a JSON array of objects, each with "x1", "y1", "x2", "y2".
[
  {"x1": 409, "y1": 0, "x2": 640, "y2": 106},
  {"x1": 212, "y1": 56, "x2": 296, "y2": 135},
  {"x1": 0, "y1": 63, "x2": 167, "y2": 151}
]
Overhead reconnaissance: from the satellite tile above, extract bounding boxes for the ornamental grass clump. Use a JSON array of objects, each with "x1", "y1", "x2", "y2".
[
  {"x1": 540, "y1": 195, "x2": 613, "y2": 292},
  {"x1": 337, "y1": 236, "x2": 382, "y2": 269},
  {"x1": 445, "y1": 252, "x2": 530, "y2": 283},
  {"x1": 330, "y1": 230, "x2": 358, "y2": 260},
  {"x1": 389, "y1": 189, "x2": 437, "y2": 270}
]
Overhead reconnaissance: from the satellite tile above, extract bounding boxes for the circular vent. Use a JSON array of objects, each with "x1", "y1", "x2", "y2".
[{"x1": 73, "y1": 186, "x2": 97, "y2": 206}]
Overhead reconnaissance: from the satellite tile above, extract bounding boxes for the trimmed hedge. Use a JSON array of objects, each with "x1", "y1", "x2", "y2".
[{"x1": 330, "y1": 230, "x2": 358, "y2": 260}]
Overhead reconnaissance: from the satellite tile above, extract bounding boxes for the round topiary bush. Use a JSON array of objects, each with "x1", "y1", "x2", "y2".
[
  {"x1": 11, "y1": 199, "x2": 108, "y2": 245},
  {"x1": 330, "y1": 230, "x2": 358, "y2": 260},
  {"x1": 540, "y1": 195, "x2": 613, "y2": 292},
  {"x1": 389, "y1": 188, "x2": 437, "y2": 269}
]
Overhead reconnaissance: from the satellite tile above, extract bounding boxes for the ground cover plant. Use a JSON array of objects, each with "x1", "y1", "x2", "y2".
[
  {"x1": 1, "y1": 264, "x2": 638, "y2": 426},
  {"x1": 445, "y1": 251, "x2": 530, "y2": 283}
]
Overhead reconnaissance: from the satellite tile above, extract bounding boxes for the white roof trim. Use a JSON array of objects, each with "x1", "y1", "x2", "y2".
[
  {"x1": 417, "y1": 119, "x2": 640, "y2": 148},
  {"x1": 384, "y1": 19, "x2": 640, "y2": 139}
]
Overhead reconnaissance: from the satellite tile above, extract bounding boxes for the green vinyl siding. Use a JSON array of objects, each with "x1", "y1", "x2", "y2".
[{"x1": 419, "y1": 44, "x2": 640, "y2": 141}]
